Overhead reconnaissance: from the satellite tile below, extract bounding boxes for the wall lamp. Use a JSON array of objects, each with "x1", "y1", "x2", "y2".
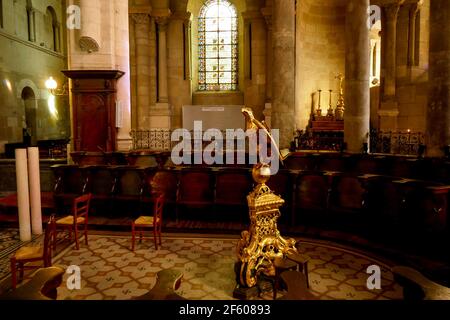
[{"x1": 45, "y1": 77, "x2": 68, "y2": 96}]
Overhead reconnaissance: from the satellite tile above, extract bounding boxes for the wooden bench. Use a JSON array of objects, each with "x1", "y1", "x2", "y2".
[
  {"x1": 393, "y1": 266, "x2": 450, "y2": 300},
  {"x1": 0, "y1": 266, "x2": 65, "y2": 300},
  {"x1": 133, "y1": 269, "x2": 186, "y2": 300}
]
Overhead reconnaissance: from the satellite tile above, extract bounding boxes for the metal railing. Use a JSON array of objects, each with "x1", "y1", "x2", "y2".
[
  {"x1": 370, "y1": 129, "x2": 425, "y2": 156},
  {"x1": 131, "y1": 130, "x2": 172, "y2": 151}
]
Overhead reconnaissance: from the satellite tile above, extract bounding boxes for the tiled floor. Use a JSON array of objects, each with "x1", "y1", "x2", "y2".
[{"x1": 0, "y1": 229, "x2": 403, "y2": 300}]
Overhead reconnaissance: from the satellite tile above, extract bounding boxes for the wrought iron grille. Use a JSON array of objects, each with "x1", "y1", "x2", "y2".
[
  {"x1": 131, "y1": 130, "x2": 172, "y2": 151},
  {"x1": 370, "y1": 129, "x2": 425, "y2": 156}
]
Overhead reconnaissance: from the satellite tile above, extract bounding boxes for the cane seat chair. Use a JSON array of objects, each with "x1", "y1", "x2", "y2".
[
  {"x1": 10, "y1": 215, "x2": 56, "y2": 289},
  {"x1": 54, "y1": 193, "x2": 91, "y2": 250},
  {"x1": 131, "y1": 193, "x2": 164, "y2": 251}
]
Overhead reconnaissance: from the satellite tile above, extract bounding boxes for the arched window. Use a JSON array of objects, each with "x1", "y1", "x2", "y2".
[
  {"x1": 198, "y1": 0, "x2": 238, "y2": 91},
  {"x1": 45, "y1": 6, "x2": 60, "y2": 52}
]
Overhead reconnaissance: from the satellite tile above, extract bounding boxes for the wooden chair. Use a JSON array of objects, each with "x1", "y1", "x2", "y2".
[
  {"x1": 10, "y1": 215, "x2": 56, "y2": 289},
  {"x1": 131, "y1": 193, "x2": 164, "y2": 251},
  {"x1": 54, "y1": 193, "x2": 91, "y2": 251}
]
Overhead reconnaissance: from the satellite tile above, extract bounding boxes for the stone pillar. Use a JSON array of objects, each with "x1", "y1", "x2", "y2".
[
  {"x1": 426, "y1": 0, "x2": 450, "y2": 157},
  {"x1": 53, "y1": 22, "x2": 61, "y2": 52},
  {"x1": 345, "y1": 0, "x2": 370, "y2": 153},
  {"x1": 383, "y1": 3, "x2": 402, "y2": 98},
  {"x1": 132, "y1": 14, "x2": 151, "y2": 129},
  {"x1": 379, "y1": 2, "x2": 403, "y2": 130},
  {"x1": 262, "y1": 6, "x2": 273, "y2": 124},
  {"x1": 242, "y1": 10, "x2": 267, "y2": 119},
  {"x1": 79, "y1": 0, "x2": 101, "y2": 52},
  {"x1": 27, "y1": 6, "x2": 36, "y2": 42},
  {"x1": 156, "y1": 17, "x2": 169, "y2": 104},
  {"x1": 408, "y1": 3, "x2": 420, "y2": 66},
  {"x1": 115, "y1": 0, "x2": 132, "y2": 151},
  {"x1": 183, "y1": 15, "x2": 192, "y2": 81},
  {"x1": 272, "y1": 0, "x2": 296, "y2": 149},
  {"x1": 167, "y1": 11, "x2": 192, "y2": 129}
]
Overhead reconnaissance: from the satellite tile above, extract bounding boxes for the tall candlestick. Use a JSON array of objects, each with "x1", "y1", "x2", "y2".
[
  {"x1": 327, "y1": 90, "x2": 334, "y2": 117},
  {"x1": 317, "y1": 90, "x2": 322, "y2": 117}
]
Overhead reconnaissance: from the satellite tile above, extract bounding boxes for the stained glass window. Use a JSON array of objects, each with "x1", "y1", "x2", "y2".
[{"x1": 198, "y1": 0, "x2": 238, "y2": 91}]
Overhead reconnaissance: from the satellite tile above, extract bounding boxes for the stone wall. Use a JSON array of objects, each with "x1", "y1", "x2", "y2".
[
  {"x1": 295, "y1": 0, "x2": 347, "y2": 131},
  {"x1": 0, "y1": 0, "x2": 69, "y2": 153}
]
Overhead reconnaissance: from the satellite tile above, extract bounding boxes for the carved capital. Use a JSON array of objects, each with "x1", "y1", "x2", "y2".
[
  {"x1": 131, "y1": 13, "x2": 150, "y2": 25},
  {"x1": 155, "y1": 16, "x2": 169, "y2": 32}
]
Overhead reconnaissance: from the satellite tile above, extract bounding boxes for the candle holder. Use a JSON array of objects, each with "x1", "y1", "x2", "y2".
[
  {"x1": 327, "y1": 90, "x2": 334, "y2": 117},
  {"x1": 316, "y1": 90, "x2": 323, "y2": 118},
  {"x1": 335, "y1": 74, "x2": 345, "y2": 121}
]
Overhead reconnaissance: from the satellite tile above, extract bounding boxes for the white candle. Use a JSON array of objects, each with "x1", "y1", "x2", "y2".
[
  {"x1": 28, "y1": 147, "x2": 43, "y2": 235},
  {"x1": 15, "y1": 149, "x2": 32, "y2": 242}
]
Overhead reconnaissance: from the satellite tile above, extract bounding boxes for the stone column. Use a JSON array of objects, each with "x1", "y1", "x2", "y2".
[
  {"x1": 378, "y1": 1, "x2": 404, "y2": 130},
  {"x1": 27, "y1": 6, "x2": 36, "y2": 42},
  {"x1": 426, "y1": 0, "x2": 450, "y2": 157},
  {"x1": 79, "y1": 0, "x2": 101, "y2": 52},
  {"x1": 156, "y1": 17, "x2": 169, "y2": 104},
  {"x1": 262, "y1": 6, "x2": 273, "y2": 125},
  {"x1": 272, "y1": 0, "x2": 295, "y2": 149},
  {"x1": 344, "y1": 0, "x2": 370, "y2": 153},
  {"x1": 408, "y1": 2, "x2": 422, "y2": 67},
  {"x1": 183, "y1": 15, "x2": 192, "y2": 81},
  {"x1": 53, "y1": 22, "x2": 61, "y2": 52},
  {"x1": 132, "y1": 13, "x2": 151, "y2": 129},
  {"x1": 383, "y1": 3, "x2": 402, "y2": 98},
  {"x1": 115, "y1": 0, "x2": 132, "y2": 151}
]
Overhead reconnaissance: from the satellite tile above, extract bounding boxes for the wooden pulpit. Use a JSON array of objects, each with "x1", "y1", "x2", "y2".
[{"x1": 62, "y1": 70, "x2": 125, "y2": 153}]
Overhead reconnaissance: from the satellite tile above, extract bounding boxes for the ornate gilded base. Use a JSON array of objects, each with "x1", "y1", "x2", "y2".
[{"x1": 235, "y1": 176, "x2": 297, "y2": 289}]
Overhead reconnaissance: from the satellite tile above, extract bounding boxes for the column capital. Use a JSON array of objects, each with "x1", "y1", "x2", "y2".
[
  {"x1": 170, "y1": 11, "x2": 192, "y2": 23},
  {"x1": 155, "y1": 16, "x2": 169, "y2": 32},
  {"x1": 131, "y1": 13, "x2": 150, "y2": 25}
]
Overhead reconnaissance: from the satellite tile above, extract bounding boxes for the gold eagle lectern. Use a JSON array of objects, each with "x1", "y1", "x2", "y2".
[{"x1": 234, "y1": 108, "x2": 298, "y2": 296}]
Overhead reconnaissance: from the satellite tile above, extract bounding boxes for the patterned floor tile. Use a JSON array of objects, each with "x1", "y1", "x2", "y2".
[{"x1": 0, "y1": 230, "x2": 403, "y2": 300}]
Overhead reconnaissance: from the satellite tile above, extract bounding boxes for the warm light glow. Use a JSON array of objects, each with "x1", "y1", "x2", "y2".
[
  {"x1": 48, "y1": 94, "x2": 58, "y2": 119},
  {"x1": 45, "y1": 77, "x2": 58, "y2": 90},
  {"x1": 3, "y1": 79, "x2": 12, "y2": 92}
]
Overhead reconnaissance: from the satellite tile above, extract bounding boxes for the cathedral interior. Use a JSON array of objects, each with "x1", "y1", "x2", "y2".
[{"x1": 0, "y1": 0, "x2": 449, "y2": 303}]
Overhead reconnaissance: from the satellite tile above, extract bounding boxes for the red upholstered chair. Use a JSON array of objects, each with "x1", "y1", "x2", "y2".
[
  {"x1": 10, "y1": 215, "x2": 56, "y2": 289},
  {"x1": 131, "y1": 193, "x2": 164, "y2": 251},
  {"x1": 54, "y1": 193, "x2": 91, "y2": 250}
]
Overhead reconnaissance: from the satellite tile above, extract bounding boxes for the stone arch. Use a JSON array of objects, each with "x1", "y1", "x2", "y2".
[{"x1": 16, "y1": 79, "x2": 41, "y2": 100}]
